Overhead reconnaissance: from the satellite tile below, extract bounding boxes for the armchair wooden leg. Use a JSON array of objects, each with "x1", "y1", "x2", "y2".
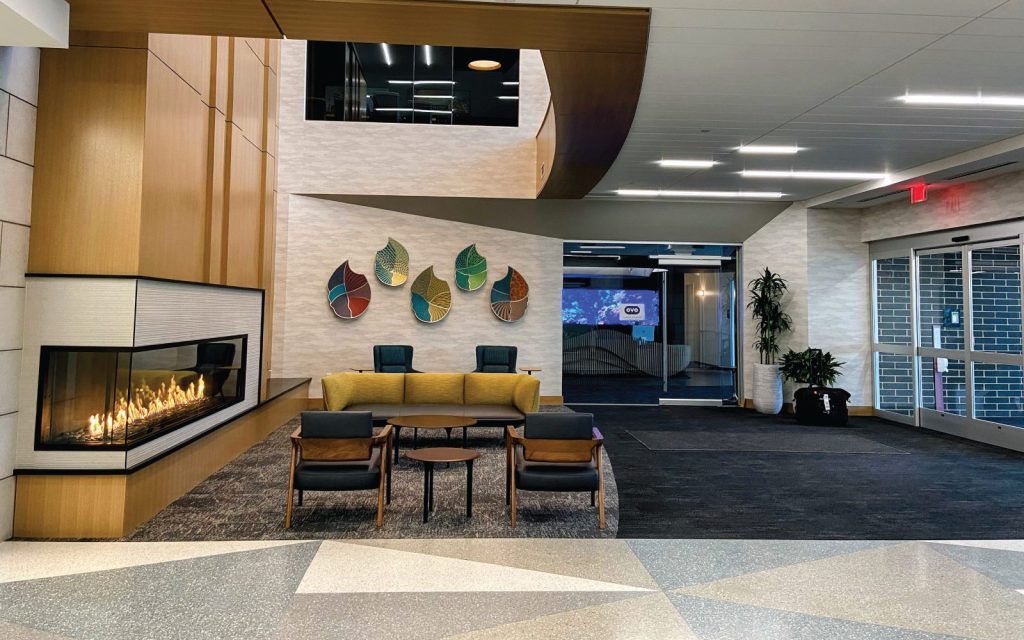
[
  {"x1": 285, "y1": 444, "x2": 298, "y2": 529},
  {"x1": 376, "y1": 476, "x2": 385, "y2": 529},
  {"x1": 505, "y1": 436, "x2": 512, "y2": 506},
  {"x1": 510, "y1": 471, "x2": 518, "y2": 529}
]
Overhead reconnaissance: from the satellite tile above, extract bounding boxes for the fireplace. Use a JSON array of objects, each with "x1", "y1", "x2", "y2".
[{"x1": 36, "y1": 335, "x2": 248, "y2": 450}]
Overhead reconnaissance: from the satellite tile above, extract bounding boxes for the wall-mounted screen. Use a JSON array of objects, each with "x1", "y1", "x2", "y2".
[{"x1": 562, "y1": 289, "x2": 660, "y2": 326}]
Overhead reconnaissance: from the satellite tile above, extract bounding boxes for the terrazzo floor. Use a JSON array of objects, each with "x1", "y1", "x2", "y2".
[{"x1": 2, "y1": 538, "x2": 1023, "y2": 639}]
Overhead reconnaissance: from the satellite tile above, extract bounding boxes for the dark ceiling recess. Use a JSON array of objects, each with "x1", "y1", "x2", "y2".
[
  {"x1": 857, "y1": 189, "x2": 909, "y2": 204},
  {"x1": 942, "y1": 161, "x2": 1018, "y2": 182}
]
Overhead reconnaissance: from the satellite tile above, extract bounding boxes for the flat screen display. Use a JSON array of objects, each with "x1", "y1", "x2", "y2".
[{"x1": 562, "y1": 289, "x2": 659, "y2": 326}]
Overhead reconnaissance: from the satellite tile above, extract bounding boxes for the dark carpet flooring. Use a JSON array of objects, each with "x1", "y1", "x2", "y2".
[{"x1": 591, "y1": 405, "x2": 1024, "y2": 540}]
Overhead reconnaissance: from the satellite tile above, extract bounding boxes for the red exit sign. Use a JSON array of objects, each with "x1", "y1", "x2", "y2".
[{"x1": 910, "y1": 183, "x2": 928, "y2": 204}]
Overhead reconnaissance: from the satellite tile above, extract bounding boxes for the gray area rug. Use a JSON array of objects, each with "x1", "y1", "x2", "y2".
[
  {"x1": 628, "y1": 429, "x2": 908, "y2": 455},
  {"x1": 128, "y1": 407, "x2": 618, "y2": 540}
]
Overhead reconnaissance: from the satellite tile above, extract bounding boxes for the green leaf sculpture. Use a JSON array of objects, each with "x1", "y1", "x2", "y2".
[
  {"x1": 454, "y1": 244, "x2": 488, "y2": 291},
  {"x1": 410, "y1": 266, "x2": 452, "y2": 323},
  {"x1": 374, "y1": 237, "x2": 409, "y2": 287}
]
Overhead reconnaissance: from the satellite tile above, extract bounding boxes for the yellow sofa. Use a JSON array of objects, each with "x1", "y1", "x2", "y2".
[{"x1": 321, "y1": 372, "x2": 540, "y2": 422}]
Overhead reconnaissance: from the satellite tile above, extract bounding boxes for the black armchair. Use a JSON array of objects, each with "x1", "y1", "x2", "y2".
[
  {"x1": 475, "y1": 345, "x2": 518, "y2": 373},
  {"x1": 505, "y1": 413, "x2": 604, "y2": 529},
  {"x1": 373, "y1": 345, "x2": 420, "y2": 373},
  {"x1": 285, "y1": 411, "x2": 392, "y2": 529}
]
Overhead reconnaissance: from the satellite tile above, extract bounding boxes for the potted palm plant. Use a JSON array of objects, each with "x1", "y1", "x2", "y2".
[
  {"x1": 780, "y1": 348, "x2": 850, "y2": 425},
  {"x1": 746, "y1": 267, "x2": 792, "y2": 414}
]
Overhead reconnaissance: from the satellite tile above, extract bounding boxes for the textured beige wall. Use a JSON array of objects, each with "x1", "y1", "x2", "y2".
[
  {"x1": 741, "y1": 204, "x2": 872, "y2": 407},
  {"x1": 272, "y1": 196, "x2": 563, "y2": 397},
  {"x1": 277, "y1": 41, "x2": 550, "y2": 198},
  {"x1": 0, "y1": 46, "x2": 39, "y2": 539},
  {"x1": 862, "y1": 169, "x2": 1024, "y2": 242}
]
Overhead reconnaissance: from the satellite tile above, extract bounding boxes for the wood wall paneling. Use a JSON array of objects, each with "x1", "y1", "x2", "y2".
[
  {"x1": 28, "y1": 45, "x2": 148, "y2": 275},
  {"x1": 138, "y1": 52, "x2": 211, "y2": 282},
  {"x1": 65, "y1": 0, "x2": 281, "y2": 39},
  {"x1": 211, "y1": 36, "x2": 231, "y2": 115},
  {"x1": 224, "y1": 131, "x2": 264, "y2": 288},
  {"x1": 148, "y1": 33, "x2": 212, "y2": 103},
  {"x1": 68, "y1": 30, "x2": 148, "y2": 48},
  {"x1": 13, "y1": 474, "x2": 127, "y2": 539},
  {"x1": 535, "y1": 102, "x2": 556, "y2": 195},
  {"x1": 264, "y1": 0, "x2": 648, "y2": 53},
  {"x1": 230, "y1": 38, "x2": 267, "y2": 150},
  {"x1": 206, "y1": 109, "x2": 229, "y2": 283},
  {"x1": 538, "y1": 50, "x2": 647, "y2": 198}
]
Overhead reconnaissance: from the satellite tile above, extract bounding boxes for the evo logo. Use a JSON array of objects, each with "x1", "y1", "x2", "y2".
[{"x1": 619, "y1": 303, "x2": 645, "y2": 321}]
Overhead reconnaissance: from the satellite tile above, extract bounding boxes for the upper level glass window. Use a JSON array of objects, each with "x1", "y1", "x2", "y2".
[{"x1": 306, "y1": 41, "x2": 520, "y2": 127}]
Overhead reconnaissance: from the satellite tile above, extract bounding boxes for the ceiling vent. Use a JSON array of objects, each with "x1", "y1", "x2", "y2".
[
  {"x1": 942, "y1": 161, "x2": 1017, "y2": 182},
  {"x1": 856, "y1": 189, "x2": 908, "y2": 204}
]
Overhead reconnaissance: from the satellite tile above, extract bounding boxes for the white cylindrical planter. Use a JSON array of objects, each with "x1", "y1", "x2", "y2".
[{"x1": 752, "y1": 363, "x2": 783, "y2": 414}]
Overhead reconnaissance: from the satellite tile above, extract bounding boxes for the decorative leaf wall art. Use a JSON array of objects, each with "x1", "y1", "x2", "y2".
[
  {"x1": 327, "y1": 260, "x2": 372, "y2": 319},
  {"x1": 454, "y1": 244, "x2": 488, "y2": 292},
  {"x1": 374, "y1": 237, "x2": 410, "y2": 287},
  {"x1": 410, "y1": 266, "x2": 452, "y2": 323},
  {"x1": 491, "y1": 266, "x2": 529, "y2": 322}
]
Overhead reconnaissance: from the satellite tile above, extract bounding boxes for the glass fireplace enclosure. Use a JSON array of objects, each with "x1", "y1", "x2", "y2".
[{"x1": 37, "y1": 335, "x2": 247, "y2": 450}]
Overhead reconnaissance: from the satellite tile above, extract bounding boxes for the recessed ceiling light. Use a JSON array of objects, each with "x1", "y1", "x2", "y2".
[
  {"x1": 656, "y1": 159, "x2": 717, "y2": 169},
  {"x1": 469, "y1": 59, "x2": 501, "y2": 71},
  {"x1": 898, "y1": 93, "x2": 1024, "y2": 107},
  {"x1": 741, "y1": 170, "x2": 888, "y2": 180},
  {"x1": 503, "y1": 81, "x2": 519, "y2": 86},
  {"x1": 579, "y1": 245, "x2": 626, "y2": 250},
  {"x1": 413, "y1": 94, "x2": 454, "y2": 99},
  {"x1": 381, "y1": 43, "x2": 392, "y2": 66},
  {"x1": 498, "y1": 96, "x2": 519, "y2": 100},
  {"x1": 424, "y1": 45, "x2": 432, "y2": 66},
  {"x1": 389, "y1": 80, "x2": 456, "y2": 86},
  {"x1": 737, "y1": 145, "x2": 801, "y2": 155},
  {"x1": 376, "y1": 108, "x2": 453, "y2": 114},
  {"x1": 570, "y1": 250, "x2": 593, "y2": 254},
  {"x1": 616, "y1": 189, "x2": 784, "y2": 199}
]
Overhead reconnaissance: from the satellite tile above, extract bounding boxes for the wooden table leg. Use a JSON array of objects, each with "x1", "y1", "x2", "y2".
[
  {"x1": 428, "y1": 463, "x2": 435, "y2": 513},
  {"x1": 422, "y1": 462, "x2": 431, "y2": 523},
  {"x1": 466, "y1": 459, "x2": 474, "y2": 518}
]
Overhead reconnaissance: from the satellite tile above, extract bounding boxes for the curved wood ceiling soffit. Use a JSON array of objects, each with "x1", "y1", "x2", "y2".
[{"x1": 66, "y1": 0, "x2": 651, "y2": 199}]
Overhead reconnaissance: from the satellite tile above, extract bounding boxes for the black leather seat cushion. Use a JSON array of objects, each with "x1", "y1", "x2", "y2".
[
  {"x1": 295, "y1": 450, "x2": 381, "y2": 491},
  {"x1": 515, "y1": 453, "x2": 599, "y2": 492}
]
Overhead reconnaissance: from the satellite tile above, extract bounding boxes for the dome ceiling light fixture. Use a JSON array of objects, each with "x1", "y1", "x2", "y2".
[{"x1": 468, "y1": 59, "x2": 501, "y2": 71}]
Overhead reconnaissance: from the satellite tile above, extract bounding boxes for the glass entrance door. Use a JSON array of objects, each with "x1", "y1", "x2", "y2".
[{"x1": 915, "y1": 242, "x2": 1024, "y2": 432}]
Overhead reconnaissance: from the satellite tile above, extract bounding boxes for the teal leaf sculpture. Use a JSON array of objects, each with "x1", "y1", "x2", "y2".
[{"x1": 454, "y1": 244, "x2": 488, "y2": 291}]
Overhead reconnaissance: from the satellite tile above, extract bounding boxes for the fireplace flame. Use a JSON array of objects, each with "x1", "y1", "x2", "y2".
[{"x1": 87, "y1": 375, "x2": 206, "y2": 438}]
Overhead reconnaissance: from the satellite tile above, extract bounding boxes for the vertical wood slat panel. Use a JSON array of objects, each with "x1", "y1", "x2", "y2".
[
  {"x1": 139, "y1": 50, "x2": 211, "y2": 282},
  {"x1": 27, "y1": 45, "x2": 148, "y2": 275}
]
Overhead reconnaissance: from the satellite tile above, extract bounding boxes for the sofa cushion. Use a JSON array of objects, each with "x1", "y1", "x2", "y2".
[
  {"x1": 405, "y1": 373, "x2": 465, "y2": 404},
  {"x1": 466, "y1": 404, "x2": 525, "y2": 422},
  {"x1": 346, "y1": 403, "x2": 403, "y2": 420},
  {"x1": 398, "y1": 404, "x2": 467, "y2": 417},
  {"x1": 351, "y1": 373, "x2": 406, "y2": 405},
  {"x1": 464, "y1": 373, "x2": 519, "y2": 405},
  {"x1": 295, "y1": 451, "x2": 381, "y2": 491}
]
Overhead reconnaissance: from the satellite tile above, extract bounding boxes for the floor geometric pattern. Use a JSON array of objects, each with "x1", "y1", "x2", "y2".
[{"x1": 2, "y1": 538, "x2": 1023, "y2": 639}]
